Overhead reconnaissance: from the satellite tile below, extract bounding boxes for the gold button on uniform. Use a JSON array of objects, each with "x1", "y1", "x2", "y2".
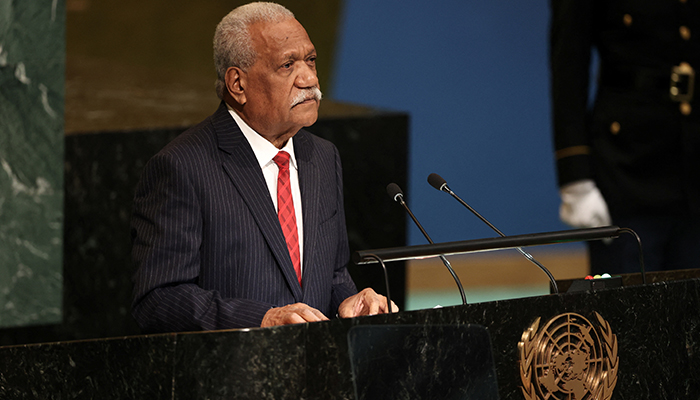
[
  {"x1": 680, "y1": 102, "x2": 692, "y2": 115},
  {"x1": 623, "y1": 14, "x2": 633, "y2": 27},
  {"x1": 680, "y1": 26, "x2": 691, "y2": 40},
  {"x1": 610, "y1": 121, "x2": 621, "y2": 134}
]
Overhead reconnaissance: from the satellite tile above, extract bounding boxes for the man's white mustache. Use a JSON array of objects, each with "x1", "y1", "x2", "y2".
[{"x1": 291, "y1": 87, "x2": 323, "y2": 107}]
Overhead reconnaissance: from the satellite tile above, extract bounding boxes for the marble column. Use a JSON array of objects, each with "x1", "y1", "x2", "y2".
[{"x1": 0, "y1": 0, "x2": 65, "y2": 328}]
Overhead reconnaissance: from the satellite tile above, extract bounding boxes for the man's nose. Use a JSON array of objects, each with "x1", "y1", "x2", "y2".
[{"x1": 295, "y1": 63, "x2": 319, "y2": 88}]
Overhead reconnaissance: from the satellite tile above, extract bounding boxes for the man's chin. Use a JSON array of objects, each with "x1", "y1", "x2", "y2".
[
  {"x1": 292, "y1": 104, "x2": 319, "y2": 127},
  {"x1": 301, "y1": 115, "x2": 319, "y2": 127}
]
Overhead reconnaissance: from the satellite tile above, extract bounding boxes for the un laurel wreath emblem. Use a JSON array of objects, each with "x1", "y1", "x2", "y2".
[{"x1": 518, "y1": 312, "x2": 618, "y2": 400}]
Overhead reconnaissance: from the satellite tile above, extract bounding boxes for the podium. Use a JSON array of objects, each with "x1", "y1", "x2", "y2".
[
  {"x1": 2, "y1": 271, "x2": 700, "y2": 399},
  {"x1": 348, "y1": 324, "x2": 499, "y2": 400}
]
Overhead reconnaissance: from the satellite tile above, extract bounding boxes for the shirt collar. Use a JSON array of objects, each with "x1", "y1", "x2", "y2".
[{"x1": 227, "y1": 104, "x2": 297, "y2": 170}]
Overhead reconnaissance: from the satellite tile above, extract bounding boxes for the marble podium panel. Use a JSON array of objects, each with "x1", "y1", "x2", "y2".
[
  {"x1": 348, "y1": 324, "x2": 499, "y2": 400},
  {"x1": 0, "y1": 0, "x2": 65, "y2": 328},
  {"x1": 2, "y1": 275, "x2": 699, "y2": 399}
]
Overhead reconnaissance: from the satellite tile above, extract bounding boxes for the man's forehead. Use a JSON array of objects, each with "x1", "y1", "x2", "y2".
[{"x1": 250, "y1": 19, "x2": 312, "y2": 47}]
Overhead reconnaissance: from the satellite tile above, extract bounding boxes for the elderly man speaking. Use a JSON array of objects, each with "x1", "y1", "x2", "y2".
[{"x1": 130, "y1": 2, "x2": 395, "y2": 332}]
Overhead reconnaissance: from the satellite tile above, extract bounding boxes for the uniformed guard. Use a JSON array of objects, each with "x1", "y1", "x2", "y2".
[{"x1": 550, "y1": 0, "x2": 700, "y2": 274}]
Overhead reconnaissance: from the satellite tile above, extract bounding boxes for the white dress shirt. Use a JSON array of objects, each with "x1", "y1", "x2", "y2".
[{"x1": 228, "y1": 108, "x2": 304, "y2": 272}]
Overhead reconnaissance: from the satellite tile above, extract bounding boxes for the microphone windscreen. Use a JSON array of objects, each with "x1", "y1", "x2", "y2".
[
  {"x1": 386, "y1": 183, "x2": 403, "y2": 201},
  {"x1": 427, "y1": 173, "x2": 447, "y2": 191}
]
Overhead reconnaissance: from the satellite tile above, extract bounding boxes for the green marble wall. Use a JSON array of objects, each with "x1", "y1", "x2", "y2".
[{"x1": 0, "y1": 1, "x2": 65, "y2": 328}]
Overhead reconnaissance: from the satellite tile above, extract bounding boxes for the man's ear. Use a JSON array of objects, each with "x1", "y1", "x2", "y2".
[{"x1": 225, "y1": 67, "x2": 246, "y2": 105}]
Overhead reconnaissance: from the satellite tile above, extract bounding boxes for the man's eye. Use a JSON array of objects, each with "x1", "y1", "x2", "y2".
[{"x1": 282, "y1": 62, "x2": 293, "y2": 69}]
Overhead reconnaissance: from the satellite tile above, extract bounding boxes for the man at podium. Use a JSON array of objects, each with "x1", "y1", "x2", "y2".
[{"x1": 130, "y1": 2, "x2": 394, "y2": 333}]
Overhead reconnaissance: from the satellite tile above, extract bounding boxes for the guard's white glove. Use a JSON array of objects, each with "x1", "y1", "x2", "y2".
[{"x1": 559, "y1": 179, "x2": 611, "y2": 228}]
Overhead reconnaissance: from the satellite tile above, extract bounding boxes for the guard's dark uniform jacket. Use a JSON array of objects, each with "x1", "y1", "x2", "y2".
[{"x1": 550, "y1": 0, "x2": 700, "y2": 219}]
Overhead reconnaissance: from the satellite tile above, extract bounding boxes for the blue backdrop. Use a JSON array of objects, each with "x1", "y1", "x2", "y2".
[{"x1": 331, "y1": 0, "x2": 571, "y2": 246}]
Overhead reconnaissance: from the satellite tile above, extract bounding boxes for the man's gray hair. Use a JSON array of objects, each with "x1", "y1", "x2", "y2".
[{"x1": 213, "y1": 2, "x2": 295, "y2": 99}]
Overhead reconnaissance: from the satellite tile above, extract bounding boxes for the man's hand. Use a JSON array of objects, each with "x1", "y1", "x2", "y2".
[
  {"x1": 338, "y1": 288, "x2": 398, "y2": 318},
  {"x1": 260, "y1": 303, "x2": 329, "y2": 328}
]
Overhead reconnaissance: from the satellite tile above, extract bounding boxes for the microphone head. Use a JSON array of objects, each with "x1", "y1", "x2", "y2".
[
  {"x1": 427, "y1": 173, "x2": 448, "y2": 192},
  {"x1": 386, "y1": 183, "x2": 404, "y2": 202}
]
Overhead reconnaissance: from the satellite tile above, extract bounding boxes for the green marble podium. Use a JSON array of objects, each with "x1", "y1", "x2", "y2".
[
  {"x1": 1, "y1": 273, "x2": 699, "y2": 399},
  {"x1": 0, "y1": 0, "x2": 65, "y2": 329}
]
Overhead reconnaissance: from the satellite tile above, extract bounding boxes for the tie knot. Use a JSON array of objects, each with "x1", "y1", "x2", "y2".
[{"x1": 273, "y1": 151, "x2": 290, "y2": 169}]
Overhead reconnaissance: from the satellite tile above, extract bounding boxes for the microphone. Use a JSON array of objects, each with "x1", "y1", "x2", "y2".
[
  {"x1": 427, "y1": 173, "x2": 559, "y2": 294},
  {"x1": 386, "y1": 183, "x2": 467, "y2": 305}
]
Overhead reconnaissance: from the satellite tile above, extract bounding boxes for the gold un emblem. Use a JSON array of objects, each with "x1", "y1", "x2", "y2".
[{"x1": 518, "y1": 312, "x2": 618, "y2": 400}]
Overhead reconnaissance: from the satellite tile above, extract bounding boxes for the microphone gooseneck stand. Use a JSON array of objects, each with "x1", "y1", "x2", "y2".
[
  {"x1": 358, "y1": 177, "x2": 647, "y2": 306},
  {"x1": 427, "y1": 173, "x2": 560, "y2": 294},
  {"x1": 387, "y1": 183, "x2": 468, "y2": 305}
]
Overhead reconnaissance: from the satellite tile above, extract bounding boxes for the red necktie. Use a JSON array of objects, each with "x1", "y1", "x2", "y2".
[{"x1": 273, "y1": 151, "x2": 302, "y2": 286}]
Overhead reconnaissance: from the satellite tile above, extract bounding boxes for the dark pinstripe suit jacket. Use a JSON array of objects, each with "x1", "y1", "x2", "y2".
[{"x1": 131, "y1": 102, "x2": 358, "y2": 332}]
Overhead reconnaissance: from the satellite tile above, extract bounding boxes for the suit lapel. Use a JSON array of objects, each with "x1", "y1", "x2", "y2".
[
  {"x1": 213, "y1": 102, "x2": 303, "y2": 301},
  {"x1": 294, "y1": 131, "x2": 320, "y2": 299}
]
